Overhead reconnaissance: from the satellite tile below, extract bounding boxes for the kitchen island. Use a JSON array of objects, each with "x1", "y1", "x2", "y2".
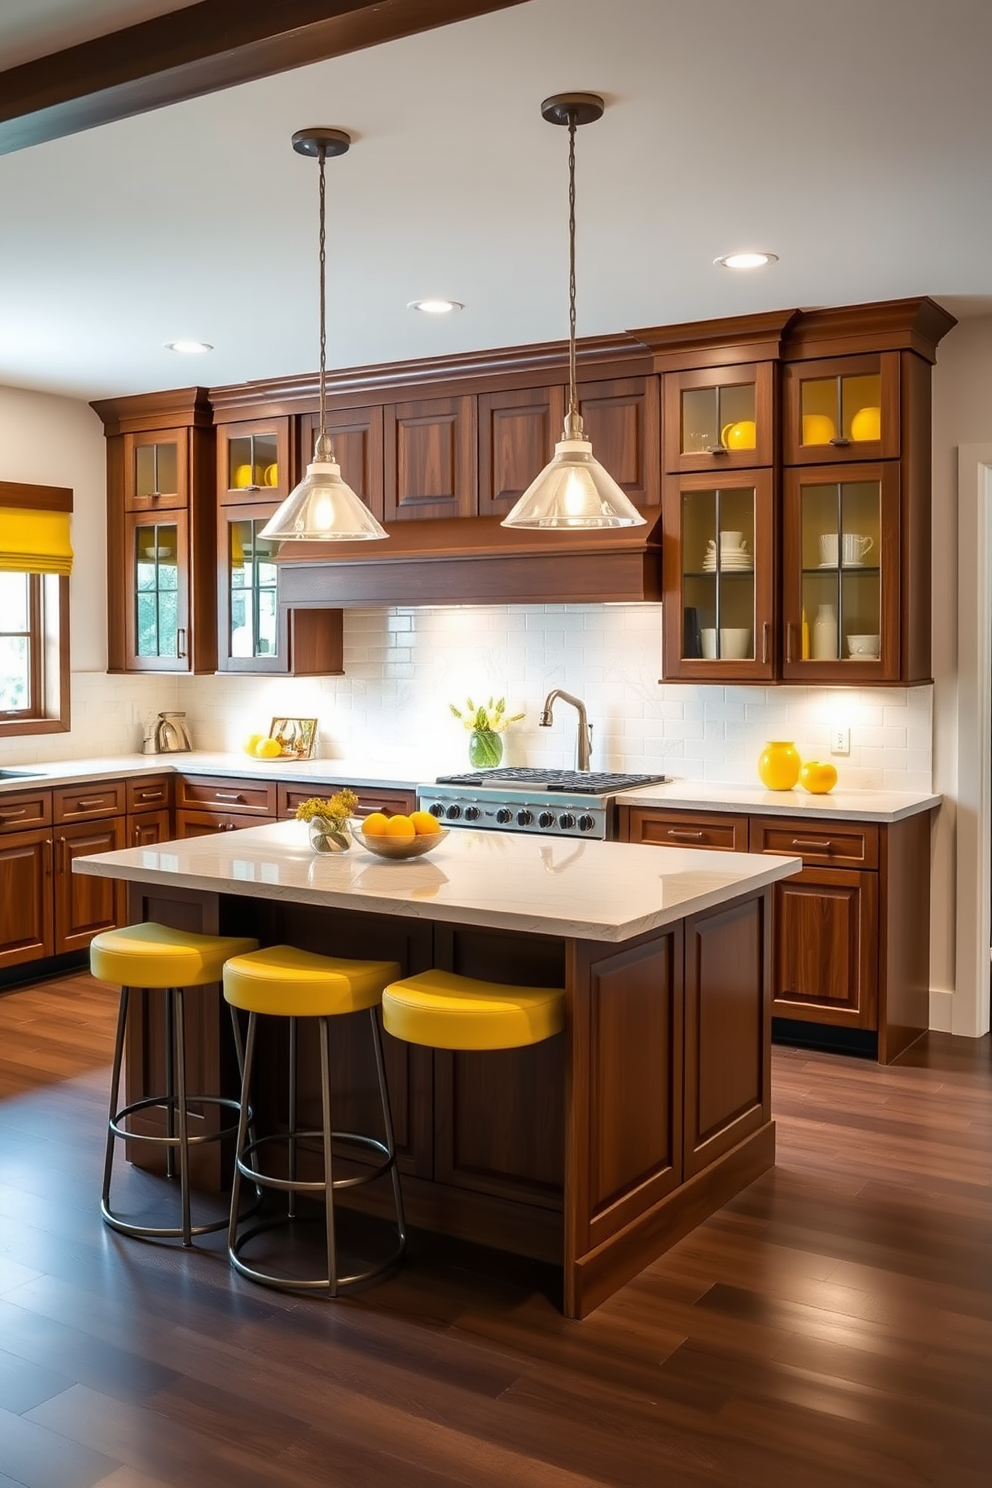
[{"x1": 76, "y1": 821, "x2": 799, "y2": 1316}]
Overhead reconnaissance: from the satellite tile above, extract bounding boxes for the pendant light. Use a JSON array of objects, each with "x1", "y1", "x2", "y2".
[
  {"x1": 261, "y1": 129, "x2": 387, "y2": 543},
  {"x1": 502, "y1": 94, "x2": 645, "y2": 531}
]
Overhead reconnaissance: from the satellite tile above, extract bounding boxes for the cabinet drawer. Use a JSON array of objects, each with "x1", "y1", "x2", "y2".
[
  {"x1": 623, "y1": 806, "x2": 748, "y2": 852},
  {"x1": 277, "y1": 784, "x2": 416, "y2": 819},
  {"x1": 748, "y1": 816, "x2": 878, "y2": 870},
  {"x1": 53, "y1": 780, "x2": 126, "y2": 823},
  {"x1": 126, "y1": 775, "x2": 172, "y2": 813},
  {"x1": 0, "y1": 789, "x2": 52, "y2": 834},
  {"x1": 176, "y1": 776, "x2": 276, "y2": 816},
  {"x1": 176, "y1": 808, "x2": 267, "y2": 838}
]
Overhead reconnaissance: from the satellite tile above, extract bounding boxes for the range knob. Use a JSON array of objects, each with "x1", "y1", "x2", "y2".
[
  {"x1": 516, "y1": 809, "x2": 533, "y2": 827},
  {"x1": 496, "y1": 807, "x2": 513, "y2": 824},
  {"x1": 578, "y1": 814, "x2": 597, "y2": 832},
  {"x1": 428, "y1": 802, "x2": 445, "y2": 818},
  {"x1": 445, "y1": 804, "x2": 462, "y2": 820},
  {"x1": 464, "y1": 805, "x2": 481, "y2": 822},
  {"x1": 558, "y1": 812, "x2": 576, "y2": 830},
  {"x1": 538, "y1": 810, "x2": 556, "y2": 829}
]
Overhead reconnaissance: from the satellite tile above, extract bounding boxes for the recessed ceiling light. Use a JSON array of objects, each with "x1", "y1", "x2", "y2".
[
  {"x1": 165, "y1": 340, "x2": 213, "y2": 353},
  {"x1": 714, "y1": 252, "x2": 779, "y2": 271},
  {"x1": 407, "y1": 298, "x2": 464, "y2": 315}
]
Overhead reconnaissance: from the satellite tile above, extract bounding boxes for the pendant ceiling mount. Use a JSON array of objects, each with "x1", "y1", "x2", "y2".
[
  {"x1": 501, "y1": 92, "x2": 645, "y2": 530},
  {"x1": 291, "y1": 127, "x2": 352, "y2": 159}
]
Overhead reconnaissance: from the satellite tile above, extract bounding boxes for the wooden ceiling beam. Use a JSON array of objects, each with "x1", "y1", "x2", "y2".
[{"x1": 0, "y1": 0, "x2": 527, "y2": 155}]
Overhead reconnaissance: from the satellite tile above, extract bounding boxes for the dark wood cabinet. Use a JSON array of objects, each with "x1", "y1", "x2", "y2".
[
  {"x1": 383, "y1": 395, "x2": 477, "y2": 521},
  {"x1": 620, "y1": 802, "x2": 933, "y2": 1063},
  {"x1": 54, "y1": 818, "x2": 126, "y2": 954},
  {"x1": 126, "y1": 774, "x2": 173, "y2": 848},
  {"x1": 478, "y1": 384, "x2": 565, "y2": 518},
  {"x1": 663, "y1": 361, "x2": 774, "y2": 474},
  {"x1": 277, "y1": 783, "x2": 415, "y2": 819},
  {"x1": 783, "y1": 351, "x2": 900, "y2": 466},
  {"x1": 216, "y1": 416, "x2": 291, "y2": 502},
  {"x1": 301, "y1": 405, "x2": 385, "y2": 521},
  {"x1": 122, "y1": 429, "x2": 188, "y2": 511},
  {"x1": 0, "y1": 827, "x2": 53, "y2": 970}
]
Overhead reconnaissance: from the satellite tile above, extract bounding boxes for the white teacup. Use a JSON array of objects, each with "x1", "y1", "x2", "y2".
[
  {"x1": 818, "y1": 532, "x2": 839, "y2": 566},
  {"x1": 842, "y1": 533, "x2": 873, "y2": 566},
  {"x1": 847, "y1": 633, "x2": 880, "y2": 657},
  {"x1": 720, "y1": 627, "x2": 752, "y2": 659},
  {"x1": 701, "y1": 627, "x2": 717, "y2": 659},
  {"x1": 719, "y1": 530, "x2": 745, "y2": 551}
]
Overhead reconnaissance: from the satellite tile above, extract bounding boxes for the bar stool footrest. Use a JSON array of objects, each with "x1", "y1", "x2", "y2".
[
  {"x1": 236, "y1": 1129, "x2": 395, "y2": 1195},
  {"x1": 109, "y1": 1092, "x2": 244, "y2": 1150},
  {"x1": 229, "y1": 1213, "x2": 405, "y2": 1293}
]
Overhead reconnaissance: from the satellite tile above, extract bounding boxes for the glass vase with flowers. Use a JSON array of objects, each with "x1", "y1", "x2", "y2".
[
  {"x1": 449, "y1": 696, "x2": 524, "y2": 769},
  {"x1": 294, "y1": 788, "x2": 359, "y2": 853}
]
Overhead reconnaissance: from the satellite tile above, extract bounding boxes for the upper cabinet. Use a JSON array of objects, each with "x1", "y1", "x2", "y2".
[
  {"x1": 383, "y1": 395, "x2": 477, "y2": 521},
  {"x1": 663, "y1": 363, "x2": 774, "y2": 474},
  {"x1": 217, "y1": 416, "x2": 291, "y2": 502},
  {"x1": 94, "y1": 388, "x2": 217, "y2": 674},
  {"x1": 783, "y1": 352, "x2": 899, "y2": 465},
  {"x1": 478, "y1": 384, "x2": 565, "y2": 519},
  {"x1": 577, "y1": 375, "x2": 660, "y2": 509},
  {"x1": 300, "y1": 406, "x2": 385, "y2": 521}
]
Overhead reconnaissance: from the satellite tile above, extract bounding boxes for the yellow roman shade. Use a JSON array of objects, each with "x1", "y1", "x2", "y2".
[{"x1": 0, "y1": 506, "x2": 74, "y2": 575}]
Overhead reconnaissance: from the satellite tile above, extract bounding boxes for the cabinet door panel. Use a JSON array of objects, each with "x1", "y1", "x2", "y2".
[
  {"x1": 55, "y1": 819, "x2": 125, "y2": 954},
  {"x1": 128, "y1": 809, "x2": 172, "y2": 847},
  {"x1": 124, "y1": 509, "x2": 191, "y2": 672},
  {"x1": 684, "y1": 892, "x2": 770, "y2": 1179},
  {"x1": 123, "y1": 429, "x2": 188, "y2": 511},
  {"x1": 126, "y1": 776, "x2": 172, "y2": 814},
  {"x1": 277, "y1": 785, "x2": 416, "y2": 819},
  {"x1": 175, "y1": 809, "x2": 266, "y2": 838},
  {"x1": 303, "y1": 406, "x2": 385, "y2": 521},
  {"x1": 770, "y1": 866, "x2": 878, "y2": 1028},
  {"x1": 0, "y1": 829, "x2": 53, "y2": 969},
  {"x1": 663, "y1": 362, "x2": 774, "y2": 473},
  {"x1": 478, "y1": 385, "x2": 565, "y2": 517},
  {"x1": 217, "y1": 417, "x2": 291, "y2": 502},
  {"x1": 384, "y1": 396, "x2": 477, "y2": 521},
  {"x1": 578, "y1": 376, "x2": 661, "y2": 508}
]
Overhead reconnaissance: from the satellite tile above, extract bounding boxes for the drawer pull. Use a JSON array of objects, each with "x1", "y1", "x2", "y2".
[
  {"x1": 136, "y1": 789, "x2": 164, "y2": 801},
  {"x1": 212, "y1": 791, "x2": 245, "y2": 803},
  {"x1": 791, "y1": 837, "x2": 832, "y2": 852},
  {"x1": 75, "y1": 798, "x2": 106, "y2": 810},
  {"x1": 0, "y1": 806, "x2": 27, "y2": 820},
  {"x1": 667, "y1": 829, "x2": 704, "y2": 841}
]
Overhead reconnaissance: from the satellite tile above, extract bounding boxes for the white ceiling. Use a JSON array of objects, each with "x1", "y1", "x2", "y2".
[{"x1": 1, "y1": 0, "x2": 991, "y2": 403}]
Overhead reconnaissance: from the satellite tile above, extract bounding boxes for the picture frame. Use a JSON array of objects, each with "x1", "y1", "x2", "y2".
[{"x1": 269, "y1": 717, "x2": 318, "y2": 759}]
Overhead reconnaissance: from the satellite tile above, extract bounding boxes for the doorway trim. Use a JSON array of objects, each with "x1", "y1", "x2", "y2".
[{"x1": 954, "y1": 444, "x2": 992, "y2": 1037}]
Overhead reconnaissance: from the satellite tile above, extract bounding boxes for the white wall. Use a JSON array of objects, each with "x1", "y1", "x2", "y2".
[{"x1": 0, "y1": 383, "x2": 172, "y2": 763}]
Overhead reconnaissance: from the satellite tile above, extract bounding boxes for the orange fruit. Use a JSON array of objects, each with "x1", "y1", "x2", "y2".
[
  {"x1": 410, "y1": 810, "x2": 442, "y2": 835},
  {"x1": 361, "y1": 812, "x2": 390, "y2": 836},
  {"x1": 383, "y1": 814, "x2": 416, "y2": 839}
]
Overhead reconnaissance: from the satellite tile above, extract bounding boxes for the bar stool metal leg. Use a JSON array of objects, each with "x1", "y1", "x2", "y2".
[
  {"x1": 102, "y1": 985, "x2": 130, "y2": 1225},
  {"x1": 369, "y1": 1006, "x2": 406, "y2": 1250},
  {"x1": 319, "y1": 1017, "x2": 338, "y2": 1296}
]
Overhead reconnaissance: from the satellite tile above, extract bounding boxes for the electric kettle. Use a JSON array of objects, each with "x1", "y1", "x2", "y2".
[{"x1": 153, "y1": 711, "x2": 193, "y2": 753}]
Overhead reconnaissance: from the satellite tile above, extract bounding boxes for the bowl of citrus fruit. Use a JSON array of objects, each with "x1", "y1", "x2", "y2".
[{"x1": 357, "y1": 810, "x2": 448, "y2": 859}]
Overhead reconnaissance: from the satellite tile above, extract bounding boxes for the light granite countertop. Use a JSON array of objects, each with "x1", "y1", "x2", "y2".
[
  {"x1": 0, "y1": 752, "x2": 939, "y2": 822},
  {"x1": 74, "y1": 817, "x2": 801, "y2": 943}
]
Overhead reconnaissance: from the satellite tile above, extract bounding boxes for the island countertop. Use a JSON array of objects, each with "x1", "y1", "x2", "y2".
[{"x1": 74, "y1": 817, "x2": 800, "y2": 943}]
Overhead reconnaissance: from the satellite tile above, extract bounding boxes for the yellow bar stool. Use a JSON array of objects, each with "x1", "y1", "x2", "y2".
[
  {"x1": 381, "y1": 969, "x2": 566, "y2": 1051},
  {"x1": 222, "y1": 945, "x2": 407, "y2": 1295},
  {"x1": 90, "y1": 921, "x2": 259, "y2": 1246}
]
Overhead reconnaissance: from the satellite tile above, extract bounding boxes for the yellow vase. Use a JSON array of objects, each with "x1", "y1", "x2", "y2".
[{"x1": 757, "y1": 740, "x2": 801, "y2": 791}]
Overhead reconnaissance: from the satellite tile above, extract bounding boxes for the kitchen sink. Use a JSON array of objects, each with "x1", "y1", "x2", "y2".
[{"x1": 0, "y1": 769, "x2": 43, "y2": 780}]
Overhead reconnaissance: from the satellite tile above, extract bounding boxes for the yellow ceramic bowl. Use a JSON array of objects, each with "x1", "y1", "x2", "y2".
[
  {"x1": 851, "y1": 406, "x2": 881, "y2": 442},
  {"x1": 232, "y1": 463, "x2": 253, "y2": 489},
  {"x1": 357, "y1": 827, "x2": 449, "y2": 860},
  {"x1": 721, "y1": 419, "x2": 756, "y2": 451},
  {"x1": 802, "y1": 413, "x2": 836, "y2": 445},
  {"x1": 263, "y1": 463, "x2": 279, "y2": 486}
]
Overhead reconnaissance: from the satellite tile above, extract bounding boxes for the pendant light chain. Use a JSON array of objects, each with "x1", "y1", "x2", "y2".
[
  {"x1": 566, "y1": 110, "x2": 580, "y2": 433},
  {"x1": 317, "y1": 142, "x2": 328, "y2": 446}
]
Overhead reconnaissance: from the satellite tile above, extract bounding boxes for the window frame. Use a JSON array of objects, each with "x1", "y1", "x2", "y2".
[{"x1": 0, "y1": 480, "x2": 72, "y2": 739}]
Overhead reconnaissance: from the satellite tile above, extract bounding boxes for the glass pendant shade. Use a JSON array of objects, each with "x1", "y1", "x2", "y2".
[
  {"x1": 259, "y1": 458, "x2": 386, "y2": 541},
  {"x1": 503, "y1": 435, "x2": 645, "y2": 529}
]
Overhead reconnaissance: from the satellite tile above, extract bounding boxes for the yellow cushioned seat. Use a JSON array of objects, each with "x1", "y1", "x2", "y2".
[
  {"x1": 90, "y1": 921, "x2": 259, "y2": 988},
  {"x1": 223, "y1": 945, "x2": 401, "y2": 1018},
  {"x1": 381, "y1": 969, "x2": 565, "y2": 1051}
]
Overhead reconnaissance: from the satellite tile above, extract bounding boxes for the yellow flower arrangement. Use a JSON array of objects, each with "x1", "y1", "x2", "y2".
[
  {"x1": 448, "y1": 696, "x2": 524, "y2": 734},
  {"x1": 293, "y1": 788, "x2": 359, "y2": 824}
]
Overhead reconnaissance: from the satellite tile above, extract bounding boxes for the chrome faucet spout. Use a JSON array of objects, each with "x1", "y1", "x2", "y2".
[{"x1": 539, "y1": 689, "x2": 593, "y2": 772}]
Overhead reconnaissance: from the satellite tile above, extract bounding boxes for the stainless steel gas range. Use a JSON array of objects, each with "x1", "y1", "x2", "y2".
[{"x1": 417, "y1": 768, "x2": 668, "y2": 841}]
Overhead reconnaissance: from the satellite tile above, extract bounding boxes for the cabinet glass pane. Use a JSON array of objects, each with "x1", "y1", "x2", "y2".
[
  {"x1": 681, "y1": 384, "x2": 756, "y2": 454},
  {"x1": 134, "y1": 523, "x2": 179, "y2": 658},
  {"x1": 800, "y1": 372, "x2": 882, "y2": 447},
  {"x1": 227, "y1": 518, "x2": 280, "y2": 660},
  {"x1": 229, "y1": 433, "x2": 279, "y2": 490},
  {"x1": 681, "y1": 486, "x2": 755, "y2": 660},
  {"x1": 800, "y1": 480, "x2": 881, "y2": 661},
  {"x1": 135, "y1": 441, "x2": 178, "y2": 497}
]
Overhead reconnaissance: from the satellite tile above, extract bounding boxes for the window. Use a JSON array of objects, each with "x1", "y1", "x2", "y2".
[{"x1": 0, "y1": 483, "x2": 72, "y2": 737}]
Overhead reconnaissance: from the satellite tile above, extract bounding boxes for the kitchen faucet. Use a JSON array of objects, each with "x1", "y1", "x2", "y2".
[{"x1": 539, "y1": 690, "x2": 593, "y2": 772}]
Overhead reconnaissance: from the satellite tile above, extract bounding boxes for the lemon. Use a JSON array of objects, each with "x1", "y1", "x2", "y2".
[
  {"x1": 244, "y1": 732, "x2": 265, "y2": 755},
  {"x1": 253, "y1": 737, "x2": 282, "y2": 758},
  {"x1": 410, "y1": 810, "x2": 442, "y2": 835},
  {"x1": 361, "y1": 812, "x2": 390, "y2": 836},
  {"x1": 383, "y1": 814, "x2": 416, "y2": 839}
]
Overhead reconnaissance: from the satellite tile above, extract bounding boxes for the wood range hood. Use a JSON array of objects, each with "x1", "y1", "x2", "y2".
[{"x1": 276, "y1": 513, "x2": 664, "y2": 609}]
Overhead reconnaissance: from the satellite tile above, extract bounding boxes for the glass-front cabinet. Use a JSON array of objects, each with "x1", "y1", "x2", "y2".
[
  {"x1": 123, "y1": 430, "x2": 187, "y2": 510},
  {"x1": 662, "y1": 363, "x2": 774, "y2": 473},
  {"x1": 218, "y1": 507, "x2": 282, "y2": 672},
  {"x1": 662, "y1": 470, "x2": 774, "y2": 680},
  {"x1": 783, "y1": 352, "x2": 899, "y2": 465},
  {"x1": 782, "y1": 464, "x2": 899, "y2": 681},
  {"x1": 216, "y1": 418, "x2": 291, "y2": 500},
  {"x1": 125, "y1": 512, "x2": 190, "y2": 671}
]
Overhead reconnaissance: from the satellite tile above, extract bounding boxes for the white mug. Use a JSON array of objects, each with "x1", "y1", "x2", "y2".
[
  {"x1": 700, "y1": 628, "x2": 717, "y2": 658},
  {"x1": 719, "y1": 530, "x2": 745, "y2": 551},
  {"x1": 720, "y1": 627, "x2": 751, "y2": 659},
  {"x1": 847, "y1": 633, "x2": 880, "y2": 657},
  {"x1": 818, "y1": 532, "x2": 839, "y2": 566},
  {"x1": 842, "y1": 533, "x2": 873, "y2": 566}
]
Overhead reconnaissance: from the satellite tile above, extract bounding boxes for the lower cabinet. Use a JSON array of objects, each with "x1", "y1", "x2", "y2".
[
  {"x1": 54, "y1": 818, "x2": 126, "y2": 954},
  {"x1": 278, "y1": 783, "x2": 416, "y2": 819},
  {"x1": 176, "y1": 774, "x2": 276, "y2": 837},
  {"x1": 621, "y1": 802, "x2": 932, "y2": 1063},
  {"x1": 0, "y1": 825, "x2": 53, "y2": 970}
]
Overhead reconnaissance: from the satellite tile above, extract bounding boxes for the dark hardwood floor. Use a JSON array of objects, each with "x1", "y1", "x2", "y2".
[{"x1": 1, "y1": 972, "x2": 990, "y2": 1488}]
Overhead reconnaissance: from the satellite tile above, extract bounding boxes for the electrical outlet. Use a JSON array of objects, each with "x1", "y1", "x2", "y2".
[{"x1": 831, "y1": 727, "x2": 851, "y2": 756}]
